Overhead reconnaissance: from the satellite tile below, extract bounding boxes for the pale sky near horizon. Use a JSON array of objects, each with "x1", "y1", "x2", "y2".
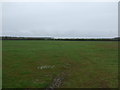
[{"x1": 1, "y1": 2, "x2": 118, "y2": 38}]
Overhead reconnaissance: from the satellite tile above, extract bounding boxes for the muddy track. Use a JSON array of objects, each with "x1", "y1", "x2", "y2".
[
  {"x1": 45, "y1": 63, "x2": 71, "y2": 90},
  {"x1": 46, "y1": 72, "x2": 66, "y2": 90}
]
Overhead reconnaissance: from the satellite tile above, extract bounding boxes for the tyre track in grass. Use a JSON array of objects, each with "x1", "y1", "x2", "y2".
[{"x1": 45, "y1": 63, "x2": 71, "y2": 89}]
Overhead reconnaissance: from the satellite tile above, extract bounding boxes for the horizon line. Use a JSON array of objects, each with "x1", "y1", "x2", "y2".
[{"x1": 1, "y1": 35, "x2": 119, "y2": 39}]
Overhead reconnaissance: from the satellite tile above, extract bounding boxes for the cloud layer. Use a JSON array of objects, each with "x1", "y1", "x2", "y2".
[{"x1": 2, "y1": 2, "x2": 118, "y2": 38}]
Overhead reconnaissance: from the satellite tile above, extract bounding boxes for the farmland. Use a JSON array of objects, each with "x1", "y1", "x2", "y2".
[{"x1": 2, "y1": 40, "x2": 118, "y2": 88}]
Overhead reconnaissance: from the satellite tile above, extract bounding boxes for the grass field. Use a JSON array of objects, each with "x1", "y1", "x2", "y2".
[{"x1": 2, "y1": 40, "x2": 118, "y2": 88}]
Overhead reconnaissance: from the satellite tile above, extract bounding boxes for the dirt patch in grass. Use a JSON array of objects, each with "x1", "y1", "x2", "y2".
[{"x1": 46, "y1": 63, "x2": 72, "y2": 89}]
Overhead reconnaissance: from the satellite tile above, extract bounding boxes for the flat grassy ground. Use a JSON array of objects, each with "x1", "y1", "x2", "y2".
[{"x1": 2, "y1": 40, "x2": 118, "y2": 88}]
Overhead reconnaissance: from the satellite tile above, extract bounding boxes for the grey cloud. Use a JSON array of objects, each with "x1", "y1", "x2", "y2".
[{"x1": 2, "y1": 2, "x2": 118, "y2": 38}]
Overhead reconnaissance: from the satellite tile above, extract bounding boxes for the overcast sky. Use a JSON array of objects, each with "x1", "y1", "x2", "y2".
[{"x1": 2, "y1": 2, "x2": 118, "y2": 38}]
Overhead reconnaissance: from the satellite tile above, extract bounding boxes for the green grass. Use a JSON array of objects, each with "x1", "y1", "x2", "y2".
[
  {"x1": 2, "y1": 40, "x2": 118, "y2": 88},
  {"x1": 0, "y1": 40, "x2": 2, "y2": 89}
]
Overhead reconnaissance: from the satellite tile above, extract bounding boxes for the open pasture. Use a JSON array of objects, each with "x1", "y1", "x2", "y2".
[{"x1": 2, "y1": 40, "x2": 118, "y2": 88}]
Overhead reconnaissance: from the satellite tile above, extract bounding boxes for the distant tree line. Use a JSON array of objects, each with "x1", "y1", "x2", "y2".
[
  {"x1": 1, "y1": 36, "x2": 53, "y2": 40},
  {"x1": 1, "y1": 36, "x2": 120, "y2": 41}
]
